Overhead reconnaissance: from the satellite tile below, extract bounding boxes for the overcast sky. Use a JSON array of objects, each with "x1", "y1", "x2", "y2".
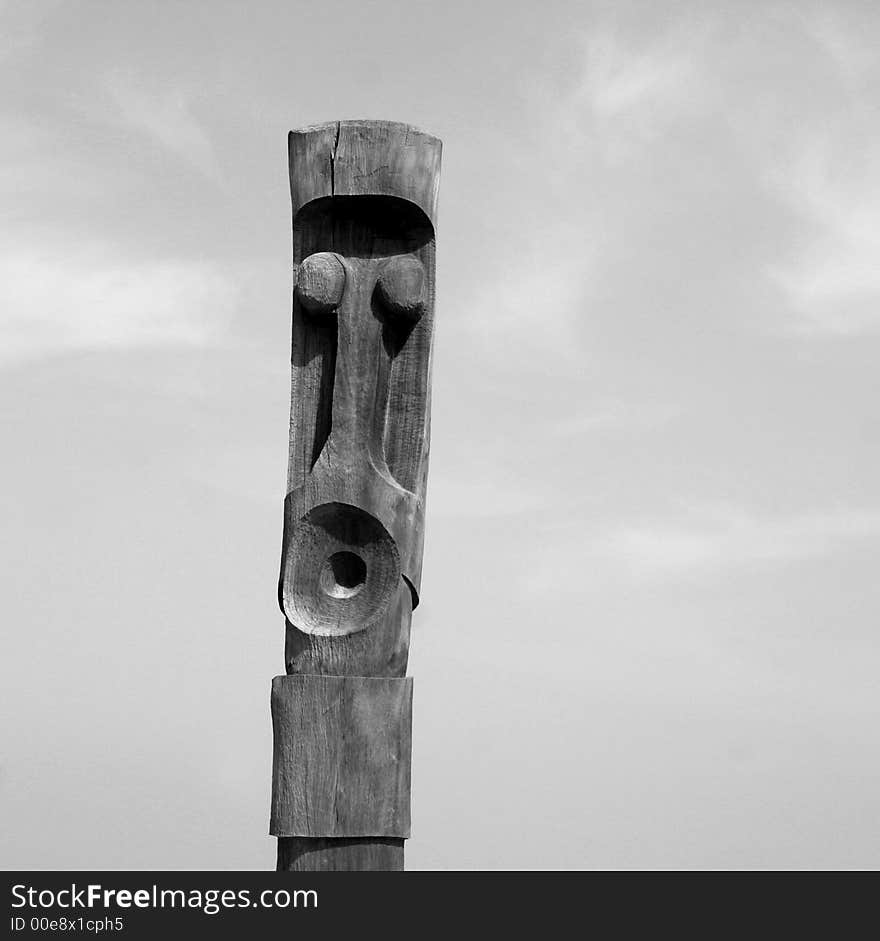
[{"x1": 2, "y1": 0, "x2": 879, "y2": 869}]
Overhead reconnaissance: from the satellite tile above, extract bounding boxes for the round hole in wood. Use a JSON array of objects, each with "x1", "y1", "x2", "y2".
[
  {"x1": 282, "y1": 502, "x2": 400, "y2": 636},
  {"x1": 320, "y1": 551, "x2": 367, "y2": 599}
]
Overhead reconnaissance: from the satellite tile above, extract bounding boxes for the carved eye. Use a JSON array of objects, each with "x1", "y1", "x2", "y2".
[
  {"x1": 295, "y1": 252, "x2": 346, "y2": 316},
  {"x1": 375, "y1": 256, "x2": 426, "y2": 324}
]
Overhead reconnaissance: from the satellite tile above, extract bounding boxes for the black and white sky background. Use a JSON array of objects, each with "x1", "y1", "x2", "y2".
[{"x1": 2, "y1": 0, "x2": 879, "y2": 869}]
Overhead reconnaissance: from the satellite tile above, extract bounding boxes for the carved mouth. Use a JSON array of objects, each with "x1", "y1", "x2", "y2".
[{"x1": 282, "y1": 502, "x2": 400, "y2": 637}]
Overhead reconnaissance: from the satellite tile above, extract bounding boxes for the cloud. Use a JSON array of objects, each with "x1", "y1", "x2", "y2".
[
  {"x1": 524, "y1": 9, "x2": 880, "y2": 339},
  {"x1": 743, "y1": 9, "x2": 880, "y2": 336},
  {"x1": 601, "y1": 504, "x2": 880, "y2": 579},
  {"x1": 0, "y1": 247, "x2": 238, "y2": 365},
  {"x1": 0, "y1": 0, "x2": 58, "y2": 62},
  {"x1": 541, "y1": 19, "x2": 710, "y2": 163},
  {"x1": 547, "y1": 398, "x2": 681, "y2": 438},
  {"x1": 522, "y1": 503, "x2": 880, "y2": 596},
  {"x1": 428, "y1": 469, "x2": 548, "y2": 520},
  {"x1": 451, "y1": 16, "x2": 715, "y2": 377},
  {"x1": 767, "y1": 132, "x2": 880, "y2": 336},
  {"x1": 578, "y1": 27, "x2": 699, "y2": 119},
  {"x1": 800, "y1": 5, "x2": 878, "y2": 94},
  {"x1": 456, "y1": 230, "x2": 593, "y2": 368},
  {"x1": 104, "y1": 72, "x2": 222, "y2": 182}
]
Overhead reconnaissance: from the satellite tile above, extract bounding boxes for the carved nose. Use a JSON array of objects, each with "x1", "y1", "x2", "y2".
[
  {"x1": 292, "y1": 251, "x2": 378, "y2": 452},
  {"x1": 281, "y1": 502, "x2": 400, "y2": 637}
]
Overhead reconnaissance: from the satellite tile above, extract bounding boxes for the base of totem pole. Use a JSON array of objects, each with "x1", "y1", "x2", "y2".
[
  {"x1": 277, "y1": 837, "x2": 404, "y2": 872},
  {"x1": 270, "y1": 674, "x2": 412, "y2": 872}
]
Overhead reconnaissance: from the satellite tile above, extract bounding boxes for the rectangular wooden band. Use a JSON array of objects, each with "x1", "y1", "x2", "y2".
[{"x1": 270, "y1": 673, "x2": 413, "y2": 838}]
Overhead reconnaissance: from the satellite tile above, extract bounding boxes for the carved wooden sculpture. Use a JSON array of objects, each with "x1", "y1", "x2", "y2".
[{"x1": 270, "y1": 120, "x2": 441, "y2": 872}]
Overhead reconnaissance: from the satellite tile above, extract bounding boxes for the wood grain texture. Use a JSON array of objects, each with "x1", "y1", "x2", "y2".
[
  {"x1": 277, "y1": 838, "x2": 404, "y2": 872},
  {"x1": 270, "y1": 674, "x2": 413, "y2": 838},
  {"x1": 282, "y1": 198, "x2": 435, "y2": 616},
  {"x1": 280, "y1": 127, "x2": 441, "y2": 676},
  {"x1": 272, "y1": 121, "x2": 441, "y2": 871},
  {"x1": 289, "y1": 120, "x2": 441, "y2": 226}
]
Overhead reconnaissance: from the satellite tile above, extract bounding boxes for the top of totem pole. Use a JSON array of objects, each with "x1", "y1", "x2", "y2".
[{"x1": 288, "y1": 120, "x2": 442, "y2": 226}]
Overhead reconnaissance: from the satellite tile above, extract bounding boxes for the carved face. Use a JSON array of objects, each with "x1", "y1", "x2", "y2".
[{"x1": 280, "y1": 196, "x2": 435, "y2": 666}]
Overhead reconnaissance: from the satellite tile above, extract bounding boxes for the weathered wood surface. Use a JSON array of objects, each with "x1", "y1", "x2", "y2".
[
  {"x1": 270, "y1": 674, "x2": 413, "y2": 838},
  {"x1": 288, "y1": 121, "x2": 441, "y2": 227},
  {"x1": 277, "y1": 838, "x2": 404, "y2": 872},
  {"x1": 279, "y1": 121, "x2": 440, "y2": 677},
  {"x1": 270, "y1": 120, "x2": 441, "y2": 871}
]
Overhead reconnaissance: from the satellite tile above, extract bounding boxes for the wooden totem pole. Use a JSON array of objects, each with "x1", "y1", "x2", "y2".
[{"x1": 270, "y1": 121, "x2": 441, "y2": 871}]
